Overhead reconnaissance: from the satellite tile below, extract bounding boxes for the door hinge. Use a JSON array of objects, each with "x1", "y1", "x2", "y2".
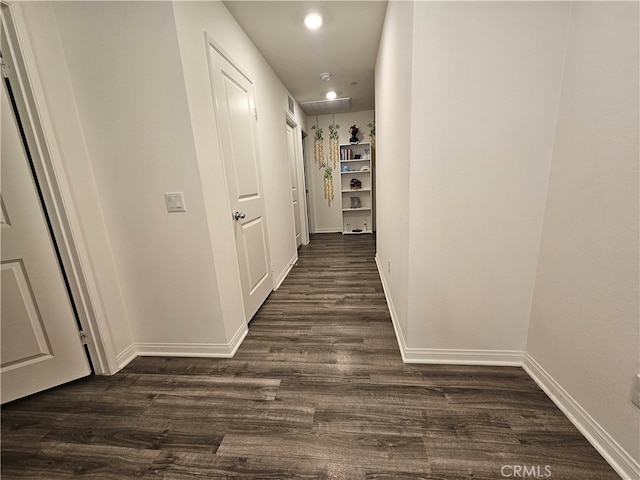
[
  {"x1": 79, "y1": 330, "x2": 88, "y2": 345},
  {"x1": 254, "y1": 107, "x2": 258, "y2": 121},
  {"x1": 1, "y1": 58, "x2": 9, "y2": 79}
]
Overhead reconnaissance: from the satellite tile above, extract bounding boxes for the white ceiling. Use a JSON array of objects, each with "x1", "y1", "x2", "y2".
[{"x1": 223, "y1": 1, "x2": 388, "y2": 115}]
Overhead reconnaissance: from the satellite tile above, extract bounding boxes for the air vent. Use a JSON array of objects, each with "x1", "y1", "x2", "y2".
[{"x1": 300, "y1": 97, "x2": 351, "y2": 115}]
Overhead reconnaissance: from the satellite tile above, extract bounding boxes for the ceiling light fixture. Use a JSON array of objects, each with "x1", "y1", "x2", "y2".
[
  {"x1": 320, "y1": 72, "x2": 332, "y2": 82},
  {"x1": 304, "y1": 12, "x2": 323, "y2": 30},
  {"x1": 326, "y1": 91, "x2": 337, "y2": 100}
]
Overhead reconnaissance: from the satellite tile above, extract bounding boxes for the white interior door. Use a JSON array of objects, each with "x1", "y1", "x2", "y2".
[
  {"x1": 286, "y1": 122, "x2": 302, "y2": 247},
  {"x1": 208, "y1": 42, "x2": 272, "y2": 321},
  {"x1": 1, "y1": 67, "x2": 91, "y2": 404}
]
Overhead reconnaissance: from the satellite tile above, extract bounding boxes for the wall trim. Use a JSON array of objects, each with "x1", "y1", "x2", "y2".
[
  {"x1": 274, "y1": 252, "x2": 297, "y2": 291},
  {"x1": 523, "y1": 353, "x2": 639, "y2": 480},
  {"x1": 375, "y1": 254, "x2": 408, "y2": 362},
  {"x1": 403, "y1": 348, "x2": 523, "y2": 366},
  {"x1": 135, "y1": 324, "x2": 248, "y2": 358},
  {"x1": 314, "y1": 228, "x2": 342, "y2": 234},
  {"x1": 376, "y1": 254, "x2": 637, "y2": 477},
  {"x1": 375, "y1": 255, "x2": 523, "y2": 366},
  {"x1": 116, "y1": 343, "x2": 137, "y2": 370}
]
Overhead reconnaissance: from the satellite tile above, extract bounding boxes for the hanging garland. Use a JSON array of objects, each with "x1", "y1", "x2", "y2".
[
  {"x1": 311, "y1": 121, "x2": 324, "y2": 166},
  {"x1": 323, "y1": 164, "x2": 334, "y2": 206},
  {"x1": 312, "y1": 118, "x2": 335, "y2": 206},
  {"x1": 328, "y1": 121, "x2": 340, "y2": 168},
  {"x1": 368, "y1": 121, "x2": 375, "y2": 147}
]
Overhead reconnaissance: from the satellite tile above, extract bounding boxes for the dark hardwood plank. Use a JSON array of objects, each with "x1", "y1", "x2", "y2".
[
  {"x1": 150, "y1": 451, "x2": 365, "y2": 479},
  {"x1": 1, "y1": 233, "x2": 621, "y2": 479},
  {"x1": 216, "y1": 431, "x2": 431, "y2": 472}
]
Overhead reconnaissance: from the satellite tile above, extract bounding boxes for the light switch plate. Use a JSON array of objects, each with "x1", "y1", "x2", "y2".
[{"x1": 164, "y1": 192, "x2": 186, "y2": 213}]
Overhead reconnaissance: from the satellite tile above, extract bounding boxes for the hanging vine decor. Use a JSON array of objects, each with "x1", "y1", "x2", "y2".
[
  {"x1": 311, "y1": 121, "x2": 324, "y2": 166},
  {"x1": 312, "y1": 118, "x2": 333, "y2": 206},
  {"x1": 323, "y1": 164, "x2": 334, "y2": 206},
  {"x1": 328, "y1": 121, "x2": 340, "y2": 168},
  {"x1": 368, "y1": 121, "x2": 376, "y2": 147}
]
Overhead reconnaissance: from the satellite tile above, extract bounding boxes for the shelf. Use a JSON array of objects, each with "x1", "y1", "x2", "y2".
[{"x1": 340, "y1": 141, "x2": 373, "y2": 234}]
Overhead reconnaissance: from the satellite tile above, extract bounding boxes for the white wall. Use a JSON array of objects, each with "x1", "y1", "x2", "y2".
[
  {"x1": 526, "y1": 2, "x2": 640, "y2": 473},
  {"x1": 172, "y1": 0, "x2": 308, "y2": 296},
  {"x1": 374, "y1": 0, "x2": 413, "y2": 345},
  {"x1": 17, "y1": 0, "x2": 307, "y2": 359},
  {"x1": 409, "y1": 2, "x2": 570, "y2": 355},
  {"x1": 17, "y1": 2, "x2": 135, "y2": 370},
  {"x1": 376, "y1": 1, "x2": 639, "y2": 474},
  {"x1": 51, "y1": 2, "x2": 230, "y2": 349},
  {"x1": 306, "y1": 110, "x2": 374, "y2": 233}
]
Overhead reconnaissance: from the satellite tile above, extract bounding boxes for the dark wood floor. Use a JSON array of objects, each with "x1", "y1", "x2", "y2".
[{"x1": 2, "y1": 234, "x2": 620, "y2": 479}]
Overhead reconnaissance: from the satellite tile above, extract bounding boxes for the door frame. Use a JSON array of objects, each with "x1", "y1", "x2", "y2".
[
  {"x1": 300, "y1": 129, "x2": 314, "y2": 235},
  {"x1": 285, "y1": 112, "x2": 310, "y2": 246},
  {"x1": 2, "y1": 2, "x2": 114, "y2": 374}
]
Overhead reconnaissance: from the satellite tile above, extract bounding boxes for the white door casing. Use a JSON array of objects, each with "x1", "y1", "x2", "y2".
[
  {"x1": 207, "y1": 41, "x2": 272, "y2": 322},
  {"x1": 1, "y1": 2, "x2": 119, "y2": 376},
  {"x1": 1, "y1": 63, "x2": 91, "y2": 404},
  {"x1": 286, "y1": 122, "x2": 302, "y2": 247}
]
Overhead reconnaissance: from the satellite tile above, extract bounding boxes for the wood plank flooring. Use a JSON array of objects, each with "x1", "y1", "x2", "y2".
[{"x1": 1, "y1": 233, "x2": 621, "y2": 479}]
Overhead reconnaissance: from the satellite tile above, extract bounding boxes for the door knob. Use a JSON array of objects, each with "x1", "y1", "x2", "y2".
[{"x1": 233, "y1": 211, "x2": 246, "y2": 221}]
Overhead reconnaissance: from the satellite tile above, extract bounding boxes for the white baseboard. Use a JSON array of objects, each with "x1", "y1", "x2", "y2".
[
  {"x1": 375, "y1": 255, "x2": 523, "y2": 367},
  {"x1": 375, "y1": 256, "x2": 637, "y2": 477},
  {"x1": 274, "y1": 252, "x2": 297, "y2": 291},
  {"x1": 523, "y1": 353, "x2": 639, "y2": 480},
  {"x1": 403, "y1": 347, "x2": 523, "y2": 365},
  {"x1": 135, "y1": 323, "x2": 248, "y2": 358},
  {"x1": 375, "y1": 254, "x2": 408, "y2": 362},
  {"x1": 115, "y1": 343, "x2": 137, "y2": 370}
]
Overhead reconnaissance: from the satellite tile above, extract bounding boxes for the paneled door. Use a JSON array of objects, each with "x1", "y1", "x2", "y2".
[
  {"x1": 1, "y1": 56, "x2": 91, "y2": 404},
  {"x1": 286, "y1": 122, "x2": 302, "y2": 247},
  {"x1": 207, "y1": 41, "x2": 272, "y2": 321}
]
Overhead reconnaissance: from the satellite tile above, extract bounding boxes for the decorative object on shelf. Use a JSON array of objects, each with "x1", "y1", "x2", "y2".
[
  {"x1": 349, "y1": 125, "x2": 360, "y2": 144},
  {"x1": 328, "y1": 118, "x2": 340, "y2": 168},
  {"x1": 367, "y1": 121, "x2": 375, "y2": 147},
  {"x1": 350, "y1": 197, "x2": 361, "y2": 208},
  {"x1": 350, "y1": 178, "x2": 362, "y2": 190},
  {"x1": 311, "y1": 120, "x2": 324, "y2": 166},
  {"x1": 360, "y1": 165, "x2": 370, "y2": 172},
  {"x1": 342, "y1": 165, "x2": 349, "y2": 173}
]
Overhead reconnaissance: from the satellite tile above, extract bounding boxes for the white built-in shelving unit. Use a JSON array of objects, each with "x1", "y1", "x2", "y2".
[{"x1": 340, "y1": 142, "x2": 373, "y2": 234}]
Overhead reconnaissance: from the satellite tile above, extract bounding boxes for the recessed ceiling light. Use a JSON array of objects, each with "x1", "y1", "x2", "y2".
[
  {"x1": 326, "y1": 91, "x2": 337, "y2": 100},
  {"x1": 304, "y1": 12, "x2": 323, "y2": 30}
]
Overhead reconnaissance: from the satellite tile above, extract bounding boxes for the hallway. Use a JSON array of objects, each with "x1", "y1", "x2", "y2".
[{"x1": 1, "y1": 234, "x2": 620, "y2": 479}]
